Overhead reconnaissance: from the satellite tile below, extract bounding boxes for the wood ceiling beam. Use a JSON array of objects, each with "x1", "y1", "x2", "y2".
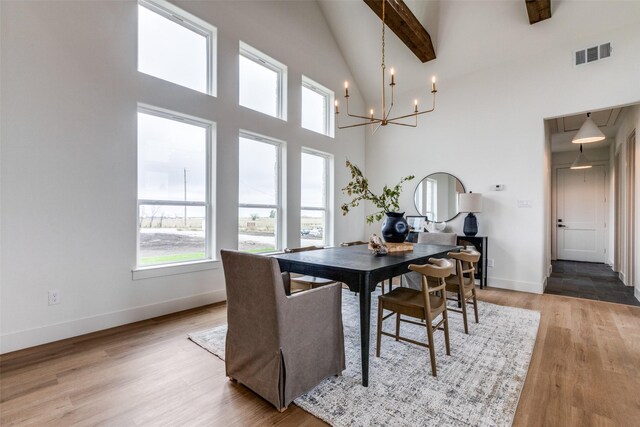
[
  {"x1": 525, "y1": 0, "x2": 552, "y2": 25},
  {"x1": 363, "y1": 0, "x2": 436, "y2": 63}
]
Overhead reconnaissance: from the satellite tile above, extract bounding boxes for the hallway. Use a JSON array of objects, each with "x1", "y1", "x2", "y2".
[{"x1": 545, "y1": 260, "x2": 639, "y2": 306}]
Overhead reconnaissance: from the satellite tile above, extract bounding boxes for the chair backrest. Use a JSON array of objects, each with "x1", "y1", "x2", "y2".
[
  {"x1": 417, "y1": 232, "x2": 457, "y2": 245},
  {"x1": 340, "y1": 240, "x2": 368, "y2": 247},
  {"x1": 284, "y1": 245, "x2": 323, "y2": 253},
  {"x1": 220, "y1": 250, "x2": 287, "y2": 343},
  {"x1": 408, "y1": 260, "x2": 454, "y2": 291},
  {"x1": 408, "y1": 260, "x2": 454, "y2": 318},
  {"x1": 448, "y1": 251, "x2": 480, "y2": 287}
]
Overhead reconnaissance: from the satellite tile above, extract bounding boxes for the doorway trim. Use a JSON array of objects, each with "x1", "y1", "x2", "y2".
[{"x1": 626, "y1": 130, "x2": 635, "y2": 287}]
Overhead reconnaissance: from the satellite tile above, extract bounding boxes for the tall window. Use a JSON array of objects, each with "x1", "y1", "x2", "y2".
[
  {"x1": 138, "y1": 0, "x2": 216, "y2": 95},
  {"x1": 239, "y1": 42, "x2": 287, "y2": 120},
  {"x1": 137, "y1": 106, "x2": 214, "y2": 266},
  {"x1": 238, "y1": 133, "x2": 282, "y2": 253},
  {"x1": 301, "y1": 76, "x2": 334, "y2": 137},
  {"x1": 301, "y1": 149, "x2": 331, "y2": 246}
]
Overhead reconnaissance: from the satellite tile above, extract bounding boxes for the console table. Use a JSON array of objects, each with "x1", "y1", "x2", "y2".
[{"x1": 407, "y1": 232, "x2": 488, "y2": 288}]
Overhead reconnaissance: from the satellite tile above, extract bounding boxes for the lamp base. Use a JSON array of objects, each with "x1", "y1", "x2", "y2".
[{"x1": 463, "y1": 213, "x2": 478, "y2": 237}]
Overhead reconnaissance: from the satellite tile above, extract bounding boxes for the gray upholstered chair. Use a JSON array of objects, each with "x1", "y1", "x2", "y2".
[
  {"x1": 404, "y1": 232, "x2": 458, "y2": 290},
  {"x1": 220, "y1": 250, "x2": 345, "y2": 412},
  {"x1": 417, "y1": 232, "x2": 457, "y2": 245}
]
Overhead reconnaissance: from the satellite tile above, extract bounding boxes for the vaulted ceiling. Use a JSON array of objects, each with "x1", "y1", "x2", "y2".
[{"x1": 318, "y1": 1, "x2": 640, "y2": 106}]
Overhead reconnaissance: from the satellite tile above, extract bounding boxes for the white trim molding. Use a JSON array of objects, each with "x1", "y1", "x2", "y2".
[
  {"x1": 487, "y1": 277, "x2": 544, "y2": 295},
  {"x1": 0, "y1": 289, "x2": 226, "y2": 354}
]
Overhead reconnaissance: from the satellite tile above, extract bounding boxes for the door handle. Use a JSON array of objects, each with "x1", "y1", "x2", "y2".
[{"x1": 557, "y1": 224, "x2": 566, "y2": 228}]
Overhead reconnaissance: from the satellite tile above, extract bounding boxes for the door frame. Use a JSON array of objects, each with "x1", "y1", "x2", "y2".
[
  {"x1": 627, "y1": 131, "x2": 635, "y2": 287},
  {"x1": 551, "y1": 160, "x2": 610, "y2": 262}
]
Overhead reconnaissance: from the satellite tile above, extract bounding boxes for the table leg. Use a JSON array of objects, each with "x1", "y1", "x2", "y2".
[{"x1": 358, "y1": 278, "x2": 371, "y2": 386}]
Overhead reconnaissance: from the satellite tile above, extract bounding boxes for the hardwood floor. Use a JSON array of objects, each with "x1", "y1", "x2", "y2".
[{"x1": 1, "y1": 288, "x2": 639, "y2": 426}]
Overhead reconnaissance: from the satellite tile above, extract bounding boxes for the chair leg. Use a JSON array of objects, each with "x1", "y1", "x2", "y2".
[
  {"x1": 472, "y1": 288, "x2": 479, "y2": 323},
  {"x1": 443, "y1": 310, "x2": 451, "y2": 356},
  {"x1": 395, "y1": 313, "x2": 401, "y2": 341},
  {"x1": 376, "y1": 301, "x2": 383, "y2": 357},
  {"x1": 426, "y1": 320, "x2": 437, "y2": 376},
  {"x1": 460, "y1": 291, "x2": 469, "y2": 334}
]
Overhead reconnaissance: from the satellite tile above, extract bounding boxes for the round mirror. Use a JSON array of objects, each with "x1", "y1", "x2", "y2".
[{"x1": 413, "y1": 172, "x2": 465, "y2": 222}]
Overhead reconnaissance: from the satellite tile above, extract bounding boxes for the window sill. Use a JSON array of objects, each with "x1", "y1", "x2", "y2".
[{"x1": 132, "y1": 259, "x2": 220, "y2": 280}]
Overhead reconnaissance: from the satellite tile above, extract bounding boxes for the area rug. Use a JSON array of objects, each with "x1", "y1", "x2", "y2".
[{"x1": 189, "y1": 290, "x2": 540, "y2": 427}]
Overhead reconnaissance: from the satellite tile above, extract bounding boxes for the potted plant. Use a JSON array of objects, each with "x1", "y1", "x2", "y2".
[{"x1": 341, "y1": 160, "x2": 414, "y2": 243}]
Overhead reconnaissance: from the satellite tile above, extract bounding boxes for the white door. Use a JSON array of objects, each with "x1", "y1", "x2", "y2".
[{"x1": 557, "y1": 165, "x2": 606, "y2": 262}]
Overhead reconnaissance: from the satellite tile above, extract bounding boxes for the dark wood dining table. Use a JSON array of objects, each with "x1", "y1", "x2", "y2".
[{"x1": 272, "y1": 243, "x2": 458, "y2": 386}]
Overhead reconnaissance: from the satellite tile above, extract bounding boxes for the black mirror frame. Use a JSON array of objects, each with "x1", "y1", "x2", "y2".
[{"x1": 412, "y1": 171, "x2": 465, "y2": 223}]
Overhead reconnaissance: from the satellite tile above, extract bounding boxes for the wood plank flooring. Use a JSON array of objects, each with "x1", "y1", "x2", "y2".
[{"x1": 1, "y1": 288, "x2": 639, "y2": 426}]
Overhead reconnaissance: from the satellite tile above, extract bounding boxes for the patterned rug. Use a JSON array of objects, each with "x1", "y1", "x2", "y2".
[{"x1": 189, "y1": 290, "x2": 540, "y2": 427}]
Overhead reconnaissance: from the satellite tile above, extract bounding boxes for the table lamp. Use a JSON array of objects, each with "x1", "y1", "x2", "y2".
[{"x1": 458, "y1": 192, "x2": 482, "y2": 236}]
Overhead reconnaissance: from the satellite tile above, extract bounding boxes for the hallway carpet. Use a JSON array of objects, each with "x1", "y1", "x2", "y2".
[{"x1": 545, "y1": 260, "x2": 639, "y2": 306}]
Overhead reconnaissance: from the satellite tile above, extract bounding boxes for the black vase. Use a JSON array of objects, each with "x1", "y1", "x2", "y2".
[
  {"x1": 463, "y1": 213, "x2": 478, "y2": 236},
  {"x1": 381, "y1": 212, "x2": 409, "y2": 243}
]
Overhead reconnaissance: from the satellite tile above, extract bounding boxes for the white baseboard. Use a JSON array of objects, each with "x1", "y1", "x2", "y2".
[
  {"x1": 0, "y1": 289, "x2": 227, "y2": 354},
  {"x1": 635, "y1": 287, "x2": 640, "y2": 303},
  {"x1": 619, "y1": 271, "x2": 626, "y2": 285},
  {"x1": 486, "y1": 277, "x2": 544, "y2": 294},
  {"x1": 548, "y1": 264, "x2": 553, "y2": 277}
]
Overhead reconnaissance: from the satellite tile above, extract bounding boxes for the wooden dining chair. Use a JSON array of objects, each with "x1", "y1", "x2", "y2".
[
  {"x1": 376, "y1": 258, "x2": 454, "y2": 376},
  {"x1": 284, "y1": 246, "x2": 337, "y2": 292},
  {"x1": 339, "y1": 240, "x2": 368, "y2": 247},
  {"x1": 445, "y1": 251, "x2": 481, "y2": 334}
]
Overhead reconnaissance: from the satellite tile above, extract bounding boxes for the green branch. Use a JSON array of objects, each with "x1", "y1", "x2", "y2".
[{"x1": 341, "y1": 160, "x2": 414, "y2": 224}]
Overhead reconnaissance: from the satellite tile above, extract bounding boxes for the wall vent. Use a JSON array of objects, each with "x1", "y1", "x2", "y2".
[{"x1": 575, "y1": 42, "x2": 612, "y2": 66}]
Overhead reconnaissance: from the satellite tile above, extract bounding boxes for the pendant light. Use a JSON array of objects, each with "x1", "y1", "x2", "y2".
[
  {"x1": 335, "y1": 0, "x2": 437, "y2": 132},
  {"x1": 570, "y1": 144, "x2": 592, "y2": 170},
  {"x1": 572, "y1": 112, "x2": 605, "y2": 144}
]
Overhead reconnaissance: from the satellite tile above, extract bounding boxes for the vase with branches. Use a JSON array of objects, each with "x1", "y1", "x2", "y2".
[{"x1": 341, "y1": 160, "x2": 414, "y2": 243}]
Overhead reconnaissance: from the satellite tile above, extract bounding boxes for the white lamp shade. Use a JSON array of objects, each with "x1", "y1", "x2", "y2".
[
  {"x1": 570, "y1": 152, "x2": 592, "y2": 169},
  {"x1": 572, "y1": 117, "x2": 605, "y2": 144},
  {"x1": 459, "y1": 192, "x2": 482, "y2": 213}
]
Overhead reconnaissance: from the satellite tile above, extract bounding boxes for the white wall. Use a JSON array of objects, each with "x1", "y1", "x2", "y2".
[
  {"x1": 0, "y1": 0, "x2": 366, "y2": 353},
  {"x1": 365, "y1": 18, "x2": 640, "y2": 294}
]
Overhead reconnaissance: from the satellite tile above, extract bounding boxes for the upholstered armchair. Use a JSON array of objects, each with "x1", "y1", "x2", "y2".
[
  {"x1": 220, "y1": 250, "x2": 345, "y2": 412},
  {"x1": 417, "y1": 232, "x2": 457, "y2": 245}
]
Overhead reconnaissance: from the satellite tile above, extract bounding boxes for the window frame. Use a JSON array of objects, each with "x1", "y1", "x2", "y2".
[
  {"x1": 136, "y1": 104, "x2": 216, "y2": 268},
  {"x1": 300, "y1": 148, "x2": 332, "y2": 246},
  {"x1": 238, "y1": 131, "x2": 284, "y2": 252},
  {"x1": 239, "y1": 42, "x2": 288, "y2": 120},
  {"x1": 138, "y1": 0, "x2": 217, "y2": 96},
  {"x1": 301, "y1": 76, "x2": 335, "y2": 138}
]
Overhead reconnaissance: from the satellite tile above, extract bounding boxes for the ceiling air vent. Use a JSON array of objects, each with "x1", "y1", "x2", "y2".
[{"x1": 574, "y1": 42, "x2": 612, "y2": 66}]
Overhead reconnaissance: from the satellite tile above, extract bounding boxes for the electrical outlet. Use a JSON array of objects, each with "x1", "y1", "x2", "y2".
[
  {"x1": 48, "y1": 290, "x2": 60, "y2": 305},
  {"x1": 487, "y1": 259, "x2": 494, "y2": 268}
]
